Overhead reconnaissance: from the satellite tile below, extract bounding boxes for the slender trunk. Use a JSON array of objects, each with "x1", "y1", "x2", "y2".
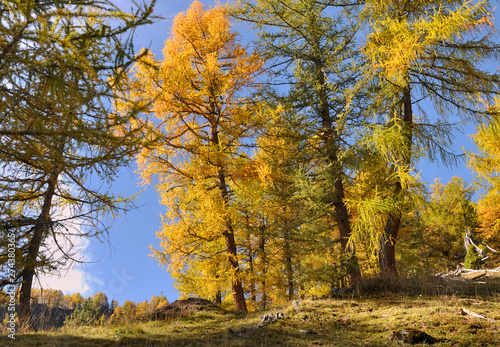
[
  {"x1": 247, "y1": 233, "x2": 256, "y2": 303},
  {"x1": 244, "y1": 213, "x2": 256, "y2": 303},
  {"x1": 282, "y1": 226, "x2": 294, "y2": 301},
  {"x1": 213, "y1": 266, "x2": 222, "y2": 304},
  {"x1": 379, "y1": 80, "x2": 413, "y2": 277},
  {"x1": 210, "y1": 120, "x2": 246, "y2": 311},
  {"x1": 19, "y1": 166, "x2": 59, "y2": 331},
  {"x1": 216, "y1": 168, "x2": 247, "y2": 312},
  {"x1": 316, "y1": 60, "x2": 361, "y2": 286},
  {"x1": 258, "y1": 234, "x2": 267, "y2": 310},
  {"x1": 214, "y1": 291, "x2": 222, "y2": 305}
]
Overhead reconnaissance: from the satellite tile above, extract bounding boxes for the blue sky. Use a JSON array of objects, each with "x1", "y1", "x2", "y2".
[
  {"x1": 37, "y1": 0, "x2": 492, "y2": 306},
  {"x1": 37, "y1": 0, "x2": 228, "y2": 306}
]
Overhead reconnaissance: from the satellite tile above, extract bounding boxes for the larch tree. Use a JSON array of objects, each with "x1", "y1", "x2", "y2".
[
  {"x1": 235, "y1": 107, "x2": 310, "y2": 306},
  {"x1": 233, "y1": 0, "x2": 365, "y2": 287},
  {"x1": 468, "y1": 100, "x2": 500, "y2": 253},
  {"x1": 0, "y1": 0, "x2": 156, "y2": 331},
  {"x1": 118, "y1": 1, "x2": 264, "y2": 312},
  {"x1": 361, "y1": 0, "x2": 500, "y2": 276}
]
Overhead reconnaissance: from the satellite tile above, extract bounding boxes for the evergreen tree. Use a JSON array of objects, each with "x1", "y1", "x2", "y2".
[{"x1": 234, "y1": 0, "x2": 364, "y2": 287}]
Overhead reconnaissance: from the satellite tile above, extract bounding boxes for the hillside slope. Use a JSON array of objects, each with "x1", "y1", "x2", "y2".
[{"x1": 4, "y1": 291, "x2": 500, "y2": 346}]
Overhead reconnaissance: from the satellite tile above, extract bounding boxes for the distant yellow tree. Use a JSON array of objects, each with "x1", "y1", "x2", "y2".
[
  {"x1": 117, "y1": 1, "x2": 263, "y2": 311},
  {"x1": 70, "y1": 293, "x2": 84, "y2": 309},
  {"x1": 469, "y1": 101, "x2": 500, "y2": 252},
  {"x1": 149, "y1": 294, "x2": 168, "y2": 310},
  {"x1": 110, "y1": 300, "x2": 136, "y2": 324},
  {"x1": 136, "y1": 300, "x2": 149, "y2": 320}
]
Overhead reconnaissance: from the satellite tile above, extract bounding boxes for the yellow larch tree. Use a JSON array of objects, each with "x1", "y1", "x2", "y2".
[
  {"x1": 469, "y1": 99, "x2": 500, "y2": 254},
  {"x1": 361, "y1": 0, "x2": 500, "y2": 276},
  {"x1": 117, "y1": 1, "x2": 263, "y2": 311}
]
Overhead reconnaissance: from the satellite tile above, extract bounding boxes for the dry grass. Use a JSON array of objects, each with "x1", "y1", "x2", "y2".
[{"x1": 2, "y1": 277, "x2": 500, "y2": 346}]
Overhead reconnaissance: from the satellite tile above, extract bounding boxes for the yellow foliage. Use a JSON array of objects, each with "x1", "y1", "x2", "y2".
[
  {"x1": 363, "y1": 0, "x2": 492, "y2": 83},
  {"x1": 117, "y1": 1, "x2": 264, "y2": 308},
  {"x1": 469, "y1": 103, "x2": 500, "y2": 249}
]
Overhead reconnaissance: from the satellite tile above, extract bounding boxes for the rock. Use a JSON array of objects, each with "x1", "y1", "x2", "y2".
[
  {"x1": 154, "y1": 297, "x2": 215, "y2": 320},
  {"x1": 390, "y1": 328, "x2": 437, "y2": 344},
  {"x1": 292, "y1": 300, "x2": 301, "y2": 312},
  {"x1": 299, "y1": 329, "x2": 318, "y2": 334},
  {"x1": 257, "y1": 311, "x2": 285, "y2": 327}
]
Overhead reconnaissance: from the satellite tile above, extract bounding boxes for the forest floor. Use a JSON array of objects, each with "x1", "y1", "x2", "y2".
[{"x1": 3, "y1": 277, "x2": 500, "y2": 346}]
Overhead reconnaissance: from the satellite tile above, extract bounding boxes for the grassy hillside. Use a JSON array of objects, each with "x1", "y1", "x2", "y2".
[{"x1": 3, "y1": 278, "x2": 500, "y2": 346}]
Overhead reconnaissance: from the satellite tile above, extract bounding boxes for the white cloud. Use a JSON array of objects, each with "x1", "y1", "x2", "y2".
[
  {"x1": 34, "y1": 205, "x2": 101, "y2": 297},
  {"x1": 36, "y1": 266, "x2": 92, "y2": 296}
]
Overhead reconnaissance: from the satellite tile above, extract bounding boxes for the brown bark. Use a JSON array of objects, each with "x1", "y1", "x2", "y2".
[
  {"x1": 379, "y1": 212, "x2": 401, "y2": 277},
  {"x1": 335, "y1": 178, "x2": 362, "y2": 285},
  {"x1": 214, "y1": 288, "x2": 222, "y2": 304},
  {"x1": 315, "y1": 60, "x2": 361, "y2": 286},
  {"x1": 283, "y1": 228, "x2": 294, "y2": 301},
  {"x1": 247, "y1": 242, "x2": 256, "y2": 304},
  {"x1": 379, "y1": 80, "x2": 413, "y2": 277},
  {"x1": 222, "y1": 225, "x2": 247, "y2": 311},
  {"x1": 258, "y1": 235, "x2": 267, "y2": 310},
  {"x1": 210, "y1": 113, "x2": 247, "y2": 311},
  {"x1": 216, "y1": 166, "x2": 247, "y2": 312},
  {"x1": 19, "y1": 166, "x2": 59, "y2": 331}
]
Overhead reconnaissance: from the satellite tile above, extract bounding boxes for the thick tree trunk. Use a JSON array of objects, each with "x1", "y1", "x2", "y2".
[
  {"x1": 19, "y1": 259, "x2": 37, "y2": 331},
  {"x1": 19, "y1": 167, "x2": 59, "y2": 331},
  {"x1": 379, "y1": 80, "x2": 413, "y2": 277},
  {"x1": 379, "y1": 212, "x2": 401, "y2": 277},
  {"x1": 316, "y1": 61, "x2": 361, "y2": 286},
  {"x1": 335, "y1": 178, "x2": 362, "y2": 285},
  {"x1": 222, "y1": 227, "x2": 247, "y2": 311}
]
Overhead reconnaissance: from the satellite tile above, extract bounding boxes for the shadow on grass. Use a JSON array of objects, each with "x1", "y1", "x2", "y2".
[{"x1": 2, "y1": 324, "x2": 393, "y2": 347}]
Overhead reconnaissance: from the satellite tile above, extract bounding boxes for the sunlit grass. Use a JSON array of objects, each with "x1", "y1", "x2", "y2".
[{"x1": 3, "y1": 279, "x2": 500, "y2": 346}]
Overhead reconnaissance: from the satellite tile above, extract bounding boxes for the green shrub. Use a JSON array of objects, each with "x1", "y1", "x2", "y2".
[
  {"x1": 464, "y1": 246, "x2": 483, "y2": 269},
  {"x1": 65, "y1": 299, "x2": 100, "y2": 326}
]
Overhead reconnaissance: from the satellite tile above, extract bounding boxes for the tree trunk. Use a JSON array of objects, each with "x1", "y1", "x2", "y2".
[
  {"x1": 334, "y1": 178, "x2": 362, "y2": 286},
  {"x1": 210, "y1": 119, "x2": 247, "y2": 311},
  {"x1": 217, "y1": 168, "x2": 247, "y2": 312},
  {"x1": 247, "y1": 242, "x2": 256, "y2": 304},
  {"x1": 283, "y1": 227, "x2": 294, "y2": 301},
  {"x1": 316, "y1": 60, "x2": 361, "y2": 286},
  {"x1": 19, "y1": 166, "x2": 59, "y2": 331},
  {"x1": 259, "y1": 235, "x2": 267, "y2": 310},
  {"x1": 379, "y1": 212, "x2": 401, "y2": 277},
  {"x1": 379, "y1": 79, "x2": 413, "y2": 277},
  {"x1": 214, "y1": 291, "x2": 222, "y2": 304}
]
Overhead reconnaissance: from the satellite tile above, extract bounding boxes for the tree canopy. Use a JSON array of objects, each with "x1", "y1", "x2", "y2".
[
  {"x1": 0, "y1": 0, "x2": 156, "y2": 330},
  {"x1": 1, "y1": 0, "x2": 499, "y2": 317}
]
